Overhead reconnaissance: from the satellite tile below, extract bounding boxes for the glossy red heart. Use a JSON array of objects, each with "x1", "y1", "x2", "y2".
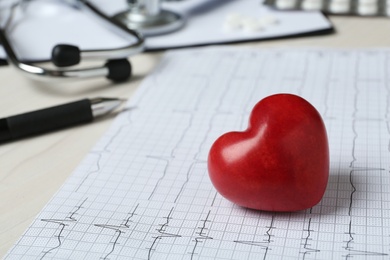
[{"x1": 208, "y1": 94, "x2": 329, "y2": 212}]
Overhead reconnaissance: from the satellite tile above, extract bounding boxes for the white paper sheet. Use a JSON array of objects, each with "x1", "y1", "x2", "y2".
[
  {"x1": 6, "y1": 47, "x2": 390, "y2": 259},
  {"x1": 0, "y1": 0, "x2": 332, "y2": 61}
]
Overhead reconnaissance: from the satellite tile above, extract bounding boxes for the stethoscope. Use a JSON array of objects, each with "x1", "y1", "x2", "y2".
[
  {"x1": 113, "y1": 0, "x2": 185, "y2": 37},
  {"x1": 0, "y1": 0, "x2": 185, "y2": 82}
]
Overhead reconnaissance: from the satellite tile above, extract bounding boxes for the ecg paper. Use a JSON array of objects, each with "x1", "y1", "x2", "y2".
[{"x1": 5, "y1": 48, "x2": 390, "y2": 259}]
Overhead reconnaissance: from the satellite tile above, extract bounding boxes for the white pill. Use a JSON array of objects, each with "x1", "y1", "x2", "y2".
[
  {"x1": 276, "y1": 0, "x2": 297, "y2": 9},
  {"x1": 243, "y1": 20, "x2": 264, "y2": 32},
  {"x1": 224, "y1": 13, "x2": 244, "y2": 31},
  {"x1": 224, "y1": 18, "x2": 243, "y2": 31},
  {"x1": 242, "y1": 17, "x2": 257, "y2": 24},
  {"x1": 302, "y1": 0, "x2": 323, "y2": 10},
  {"x1": 226, "y1": 13, "x2": 244, "y2": 23},
  {"x1": 258, "y1": 15, "x2": 279, "y2": 26}
]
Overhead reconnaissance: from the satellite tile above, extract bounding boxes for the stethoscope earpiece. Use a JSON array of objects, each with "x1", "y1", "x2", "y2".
[
  {"x1": 52, "y1": 44, "x2": 81, "y2": 67},
  {"x1": 105, "y1": 59, "x2": 131, "y2": 82},
  {"x1": 51, "y1": 45, "x2": 132, "y2": 82}
]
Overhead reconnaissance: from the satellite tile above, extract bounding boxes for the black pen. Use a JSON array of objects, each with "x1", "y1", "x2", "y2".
[{"x1": 0, "y1": 97, "x2": 125, "y2": 143}]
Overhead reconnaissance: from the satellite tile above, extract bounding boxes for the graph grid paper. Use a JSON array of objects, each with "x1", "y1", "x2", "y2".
[{"x1": 5, "y1": 48, "x2": 390, "y2": 259}]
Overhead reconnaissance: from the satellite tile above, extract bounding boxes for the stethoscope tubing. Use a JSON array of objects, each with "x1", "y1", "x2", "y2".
[
  {"x1": 0, "y1": 0, "x2": 145, "y2": 82},
  {"x1": 80, "y1": 0, "x2": 145, "y2": 59}
]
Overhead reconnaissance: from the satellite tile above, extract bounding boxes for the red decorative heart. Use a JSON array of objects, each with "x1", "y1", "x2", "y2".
[{"x1": 208, "y1": 94, "x2": 329, "y2": 212}]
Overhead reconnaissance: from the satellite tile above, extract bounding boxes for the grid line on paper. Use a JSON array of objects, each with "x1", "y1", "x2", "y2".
[{"x1": 5, "y1": 48, "x2": 390, "y2": 260}]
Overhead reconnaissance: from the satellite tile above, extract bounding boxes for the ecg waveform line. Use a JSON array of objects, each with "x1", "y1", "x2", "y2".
[
  {"x1": 190, "y1": 210, "x2": 213, "y2": 259},
  {"x1": 146, "y1": 155, "x2": 170, "y2": 201},
  {"x1": 145, "y1": 60, "x2": 243, "y2": 204},
  {"x1": 74, "y1": 122, "x2": 132, "y2": 193},
  {"x1": 39, "y1": 198, "x2": 88, "y2": 259},
  {"x1": 342, "y1": 54, "x2": 389, "y2": 259},
  {"x1": 174, "y1": 161, "x2": 196, "y2": 203},
  {"x1": 94, "y1": 203, "x2": 139, "y2": 260},
  {"x1": 148, "y1": 207, "x2": 181, "y2": 260},
  {"x1": 301, "y1": 209, "x2": 320, "y2": 260},
  {"x1": 234, "y1": 215, "x2": 275, "y2": 260}
]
